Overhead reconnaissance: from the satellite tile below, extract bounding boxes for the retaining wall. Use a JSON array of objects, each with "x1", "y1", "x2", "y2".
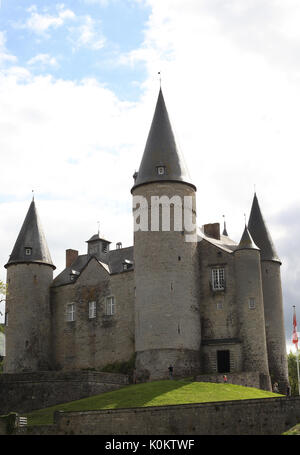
[
  {"x1": 0, "y1": 371, "x2": 129, "y2": 414},
  {"x1": 21, "y1": 396, "x2": 300, "y2": 435}
]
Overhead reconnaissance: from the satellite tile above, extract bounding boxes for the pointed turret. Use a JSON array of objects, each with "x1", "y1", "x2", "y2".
[
  {"x1": 4, "y1": 199, "x2": 55, "y2": 373},
  {"x1": 132, "y1": 88, "x2": 195, "y2": 191},
  {"x1": 248, "y1": 193, "x2": 280, "y2": 262},
  {"x1": 5, "y1": 200, "x2": 55, "y2": 269},
  {"x1": 236, "y1": 225, "x2": 259, "y2": 251}
]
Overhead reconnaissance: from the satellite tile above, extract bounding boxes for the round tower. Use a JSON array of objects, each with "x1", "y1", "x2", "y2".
[
  {"x1": 234, "y1": 226, "x2": 271, "y2": 391},
  {"x1": 3, "y1": 200, "x2": 55, "y2": 373},
  {"x1": 132, "y1": 89, "x2": 201, "y2": 381},
  {"x1": 248, "y1": 193, "x2": 289, "y2": 393}
]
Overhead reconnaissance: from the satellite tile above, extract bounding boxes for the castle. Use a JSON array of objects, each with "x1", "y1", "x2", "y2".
[{"x1": 3, "y1": 89, "x2": 289, "y2": 393}]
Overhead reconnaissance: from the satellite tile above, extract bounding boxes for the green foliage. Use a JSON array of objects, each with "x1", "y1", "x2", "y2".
[
  {"x1": 101, "y1": 353, "x2": 136, "y2": 376},
  {"x1": 25, "y1": 379, "x2": 281, "y2": 426},
  {"x1": 288, "y1": 351, "x2": 300, "y2": 396}
]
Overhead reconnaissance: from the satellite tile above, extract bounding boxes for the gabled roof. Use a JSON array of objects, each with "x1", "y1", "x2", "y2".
[
  {"x1": 132, "y1": 88, "x2": 195, "y2": 191},
  {"x1": 235, "y1": 226, "x2": 259, "y2": 252},
  {"x1": 197, "y1": 226, "x2": 237, "y2": 253},
  {"x1": 5, "y1": 200, "x2": 55, "y2": 269},
  {"x1": 52, "y1": 246, "x2": 134, "y2": 287},
  {"x1": 248, "y1": 193, "x2": 280, "y2": 262}
]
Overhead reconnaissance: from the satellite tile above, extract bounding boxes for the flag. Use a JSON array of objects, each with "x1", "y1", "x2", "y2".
[{"x1": 293, "y1": 308, "x2": 299, "y2": 350}]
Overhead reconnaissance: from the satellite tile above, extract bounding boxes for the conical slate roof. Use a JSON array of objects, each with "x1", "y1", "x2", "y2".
[
  {"x1": 236, "y1": 225, "x2": 259, "y2": 251},
  {"x1": 222, "y1": 221, "x2": 228, "y2": 236},
  {"x1": 5, "y1": 200, "x2": 55, "y2": 269},
  {"x1": 132, "y1": 88, "x2": 195, "y2": 191},
  {"x1": 248, "y1": 193, "x2": 280, "y2": 262}
]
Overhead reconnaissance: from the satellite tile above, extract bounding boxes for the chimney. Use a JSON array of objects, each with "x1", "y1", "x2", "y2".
[
  {"x1": 66, "y1": 249, "x2": 78, "y2": 268},
  {"x1": 203, "y1": 223, "x2": 220, "y2": 240}
]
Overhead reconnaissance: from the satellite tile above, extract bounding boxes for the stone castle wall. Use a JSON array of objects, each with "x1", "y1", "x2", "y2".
[
  {"x1": 23, "y1": 396, "x2": 300, "y2": 435},
  {"x1": 133, "y1": 182, "x2": 201, "y2": 380},
  {"x1": 51, "y1": 258, "x2": 135, "y2": 371},
  {"x1": 4, "y1": 263, "x2": 53, "y2": 373},
  {"x1": 0, "y1": 371, "x2": 129, "y2": 414}
]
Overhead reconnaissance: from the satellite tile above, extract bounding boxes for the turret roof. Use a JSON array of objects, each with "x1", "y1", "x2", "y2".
[
  {"x1": 248, "y1": 193, "x2": 280, "y2": 262},
  {"x1": 132, "y1": 88, "x2": 195, "y2": 191},
  {"x1": 236, "y1": 225, "x2": 260, "y2": 251},
  {"x1": 5, "y1": 200, "x2": 55, "y2": 269}
]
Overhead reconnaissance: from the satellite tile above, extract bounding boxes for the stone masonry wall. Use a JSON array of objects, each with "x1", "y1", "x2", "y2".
[
  {"x1": 198, "y1": 240, "x2": 239, "y2": 374},
  {"x1": 51, "y1": 258, "x2": 135, "y2": 371},
  {"x1": 24, "y1": 396, "x2": 300, "y2": 435},
  {"x1": 0, "y1": 371, "x2": 129, "y2": 414}
]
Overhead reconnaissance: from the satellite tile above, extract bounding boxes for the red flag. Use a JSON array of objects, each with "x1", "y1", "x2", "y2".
[{"x1": 293, "y1": 308, "x2": 298, "y2": 350}]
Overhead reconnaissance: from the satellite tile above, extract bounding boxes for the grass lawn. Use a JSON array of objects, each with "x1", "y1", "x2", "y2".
[{"x1": 25, "y1": 378, "x2": 282, "y2": 426}]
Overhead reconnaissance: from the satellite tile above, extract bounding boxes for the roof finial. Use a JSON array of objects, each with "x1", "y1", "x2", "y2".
[
  {"x1": 244, "y1": 213, "x2": 247, "y2": 226},
  {"x1": 222, "y1": 215, "x2": 228, "y2": 236},
  {"x1": 158, "y1": 71, "x2": 161, "y2": 88},
  {"x1": 32, "y1": 189, "x2": 34, "y2": 201},
  {"x1": 97, "y1": 221, "x2": 100, "y2": 236},
  {"x1": 254, "y1": 183, "x2": 256, "y2": 194}
]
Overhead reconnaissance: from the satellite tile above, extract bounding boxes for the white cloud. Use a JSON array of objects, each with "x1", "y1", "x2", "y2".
[
  {"x1": 16, "y1": 5, "x2": 76, "y2": 35},
  {"x1": 68, "y1": 15, "x2": 106, "y2": 50},
  {"x1": 0, "y1": 31, "x2": 17, "y2": 66},
  {"x1": 27, "y1": 53, "x2": 59, "y2": 68}
]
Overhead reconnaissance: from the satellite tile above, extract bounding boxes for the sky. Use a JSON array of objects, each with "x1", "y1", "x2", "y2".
[{"x1": 0, "y1": 0, "x2": 299, "y2": 352}]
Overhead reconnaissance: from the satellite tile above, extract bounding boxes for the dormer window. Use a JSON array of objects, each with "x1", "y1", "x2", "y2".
[
  {"x1": 70, "y1": 270, "x2": 80, "y2": 282},
  {"x1": 25, "y1": 247, "x2": 32, "y2": 256},
  {"x1": 123, "y1": 260, "x2": 133, "y2": 271},
  {"x1": 156, "y1": 165, "x2": 166, "y2": 176}
]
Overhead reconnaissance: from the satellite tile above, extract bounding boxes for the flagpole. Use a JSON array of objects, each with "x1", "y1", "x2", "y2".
[{"x1": 297, "y1": 349, "x2": 300, "y2": 396}]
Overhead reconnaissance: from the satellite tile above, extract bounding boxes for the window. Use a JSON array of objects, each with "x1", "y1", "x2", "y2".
[
  {"x1": 89, "y1": 301, "x2": 96, "y2": 319},
  {"x1": 66, "y1": 303, "x2": 75, "y2": 321},
  {"x1": 25, "y1": 247, "x2": 32, "y2": 256},
  {"x1": 102, "y1": 242, "x2": 109, "y2": 254},
  {"x1": 249, "y1": 298, "x2": 256, "y2": 309},
  {"x1": 216, "y1": 302, "x2": 223, "y2": 310},
  {"x1": 212, "y1": 268, "x2": 225, "y2": 291},
  {"x1": 106, "y1": 296, "x2": 115, "y2": 316},
  {"x1": 156, "y1": 165, "x2": 166, "y2": 175}
]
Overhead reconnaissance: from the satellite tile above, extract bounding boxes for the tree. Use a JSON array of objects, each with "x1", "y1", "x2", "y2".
[{"x1": 288, "y1": 351, "x2": 300, "y2": 396}]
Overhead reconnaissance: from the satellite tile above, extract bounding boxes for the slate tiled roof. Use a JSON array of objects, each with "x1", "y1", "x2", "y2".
[
  {"x1": 132, "y1": 88, "x2": 195, "y2": 191},
  {"x1": 248, "y1": 193, "x2": 280, "y2": 262},
  {"x1": 236, "y1": 226, "x2": 259, "y2": 251},
  {"x1": 52, "y1": 246, "x2": 134, "y2": 287},
  {"x1": 5, "y1": 200, "x2": 55, "y2": 269}
]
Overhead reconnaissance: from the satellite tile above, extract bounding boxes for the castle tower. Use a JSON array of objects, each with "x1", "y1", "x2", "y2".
[
  {"x1": 234, "y1": 226, "x2": 271, "y2": 390},
  {"x1": 132, "y1": 89, "x2": 201, "y2": 380},
  {"x1": 248, "y1": 193, "x2": 289, "y2": 392},
  {"x1": 4, "y1": 199, "x2": 55, "y2": 373}
]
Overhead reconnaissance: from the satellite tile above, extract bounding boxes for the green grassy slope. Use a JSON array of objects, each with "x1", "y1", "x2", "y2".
[{"x1": 25, "y1": 379, "x2": 282, "y2": 426}]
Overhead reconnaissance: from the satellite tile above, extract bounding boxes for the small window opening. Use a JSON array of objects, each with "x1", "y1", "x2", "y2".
[
  {"x1": 249, "y1": 298, "x2": 256, "y2": 309},
  {"x1": 156, "y1": 165, "x2": 166, "y2": 175},
  {"x1": 25, "y1": 247, "x2": 32, "y2": 256},
  {"x1": 89, "y1": 301, "x2": 96, "y2": 319}
]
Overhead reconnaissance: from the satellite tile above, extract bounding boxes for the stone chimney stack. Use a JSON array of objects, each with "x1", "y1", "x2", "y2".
[
  {"x1": 66, "y1": 249, "x2": 78, "y2": 268},
  {"x1": 203, "y1": 223, "x2": 220, "y2": 240}
]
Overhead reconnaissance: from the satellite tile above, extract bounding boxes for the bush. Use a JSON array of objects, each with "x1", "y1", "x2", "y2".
[{"x1": 101, "y1": 354, "x2": 136, "y2": 376}]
